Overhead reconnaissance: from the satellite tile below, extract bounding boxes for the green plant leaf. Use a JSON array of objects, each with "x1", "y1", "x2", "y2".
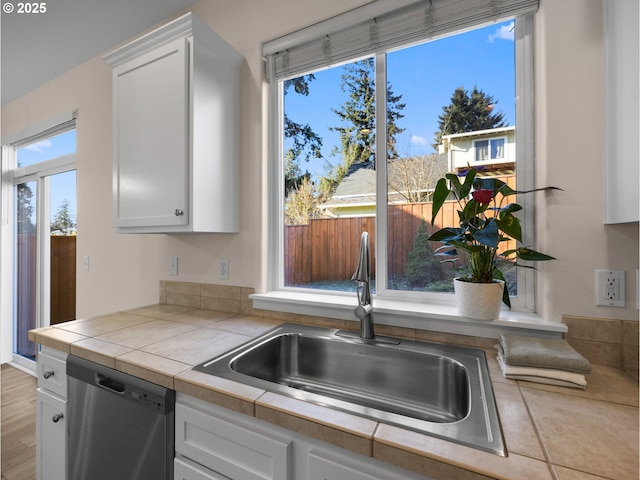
[
  {"x1": 508, "y1": 186, "x2": 563, "y2": 196},
  {"x1": 496, "y1": 182, "x2": 516, "y2": 197},
  {"x1": 502, "y1": 247, "x2": 555, "y2": 261},
  {"x1": 427, "y1": 227, "x2": 462, "y2": 242},
  {"x1": 460, "y1": 198, "x2": 489, "y2": 223},
  {"x1": 430, "y1": 178, "x2": 450, "y2": 224},
  {"x1": 515, "y1": 247, "x2": 556, "y2": 261},
  {"x1": 459, "y1": 169, "x2": 476, "y2": 198},
  {"x1": 500, "y1": 203, "x2": 522, "y2": 214},
  {"x1": 493, "y1": 268, "x2": 511, "y2": 308},
  {"x1": 495, "y1": 212, "x2": 522, "y2": 242},
  {"x1": 472, "y1": 219, "x2": 499, "y2": 247}
]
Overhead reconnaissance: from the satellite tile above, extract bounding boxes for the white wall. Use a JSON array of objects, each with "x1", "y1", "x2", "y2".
[
  {"x1": 533, "y1": 0, "x2": 638, "y2": 322},
  {"x1": 1, "y1": 0, "x2": 637, "y2": 328}
]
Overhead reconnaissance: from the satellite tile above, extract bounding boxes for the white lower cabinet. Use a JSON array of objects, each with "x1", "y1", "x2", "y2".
[
  {"x1": 175, "y1": 394, "x2": 430, "y2": 480},
  {"x1": 175, "y1": 395, "x2": 291, "y2": 480},
  {"x1": 36, "y1": 347, "x2": 68, "y2": 480},
  {"x1": 308, "y1": 448, "x2": 413, "y2": 480},
  {"x1": 174, "y1": 457, "x2": 230, "y2": 480}
]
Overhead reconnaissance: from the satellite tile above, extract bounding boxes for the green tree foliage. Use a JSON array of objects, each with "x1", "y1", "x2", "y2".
[
  {"x1": 284, "y1": 75, "x2": 323, "y2": 195},
  {"x1": 16, "y1": 183, "x2": 36, "y2": 234},
  {"x1": 406, "y1": 219, "x2": 445, "y2": 288},
  {"x1": 324, "y1": 58, "x2": 406, "y2": 193},
  {"x1": 51, "y1": 199, "x2": 76, "y2": 235},
  {"x1": 433, "y1": 86, "x2": 506, "y2": 150}
]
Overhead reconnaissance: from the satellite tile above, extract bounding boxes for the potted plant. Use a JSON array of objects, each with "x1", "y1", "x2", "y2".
[{"x1": 428, "y1": 167, "x2": 558, "y2": 320}]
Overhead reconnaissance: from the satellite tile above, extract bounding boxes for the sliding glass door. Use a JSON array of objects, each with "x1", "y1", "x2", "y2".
[{"x1": 11, "y1": 129, "x2": 76, "y2": 365}]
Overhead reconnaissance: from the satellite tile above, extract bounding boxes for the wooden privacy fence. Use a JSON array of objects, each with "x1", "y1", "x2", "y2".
[
  {"x1": 285, "y1": 174, "x2": 516, "y2": 285},
  {"x1": 15, "y1": 235, "x2": 76, "y2": 358},
  {"x1": 51, "y1": 235, "x2": 76, "y2": 325}
]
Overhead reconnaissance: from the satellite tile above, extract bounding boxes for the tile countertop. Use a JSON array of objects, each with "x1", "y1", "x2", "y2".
[{"x1": 28, "y1": 305, "x2": 639, "y2": 480}]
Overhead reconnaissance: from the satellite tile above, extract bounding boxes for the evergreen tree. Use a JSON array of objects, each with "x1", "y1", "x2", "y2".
[
  {"x1": 406, "y1": 219, "x2": 445, "y2": 288},
  {"x1": 433, "y1": 86, "x2": 506, "y2": 150},
  {"x1": 324, "y1": 58, "x2": 406, "y2": 193},
  {"x1": 51, "y1": 199, "x2": 76, "y2": 235},
  {"x1": 16, "y1": 183, "x2": 36, "y2": 235}
]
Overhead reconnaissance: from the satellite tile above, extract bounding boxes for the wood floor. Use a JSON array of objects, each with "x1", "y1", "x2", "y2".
[{"x1": 1, "y1": 364, "x2": 37, "y2": 480}]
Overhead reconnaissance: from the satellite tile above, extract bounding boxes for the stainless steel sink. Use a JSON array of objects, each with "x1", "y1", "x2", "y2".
[{"x1": 194, "y1": 323, "x2": 506, "y2": 456}]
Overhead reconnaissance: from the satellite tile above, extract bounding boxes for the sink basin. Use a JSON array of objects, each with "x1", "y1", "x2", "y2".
[{"x1": 194, "y1": 323, "x2": 505, "y2": 456}]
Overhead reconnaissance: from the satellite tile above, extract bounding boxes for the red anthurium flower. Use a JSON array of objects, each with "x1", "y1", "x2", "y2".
[{"x1": 472, "y1": 189, "x2": 493, "y2": 205}]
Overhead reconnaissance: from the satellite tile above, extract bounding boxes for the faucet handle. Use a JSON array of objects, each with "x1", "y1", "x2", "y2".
[{"x1": 354, "y1": 303, "x2": 373, "y2": 320}]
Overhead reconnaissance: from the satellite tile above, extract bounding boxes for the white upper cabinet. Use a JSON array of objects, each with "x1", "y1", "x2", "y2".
[
  {"x1": 603, "y1": 0, "x2": 639, "y2": 224},
  {"x1": 104, "y1": 13, "x2": 243, "y2": 233}
]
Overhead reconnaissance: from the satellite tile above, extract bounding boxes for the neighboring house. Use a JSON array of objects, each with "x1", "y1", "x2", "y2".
[
  {"x1": 319, "y1": 154, "x2": 448, "y2": 218},
  {"x1": 438, "y1": 126, "x2": 516, "y2": 172},
  {"x1": 320, "y1": 126, "x2": 515, "y2": 218}
]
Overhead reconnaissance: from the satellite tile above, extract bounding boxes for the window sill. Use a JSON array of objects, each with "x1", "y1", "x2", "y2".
[{"x1": 251, "y1": 290, "x2": 567, "y2": 339}]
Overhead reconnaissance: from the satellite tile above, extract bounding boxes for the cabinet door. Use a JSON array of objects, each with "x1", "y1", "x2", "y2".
[
  {"x1": 175, "y1": 457, "x2": 230, "y2": 480},
  {"x1": 113, "y1": 37, "x2": 190, "y2": 228},
  {"x1": 176, "y1": 402, "x2": 291, "y2": 480},
  {"x1": 36, "y1": 388, "x2": 67, "y2": 480}
]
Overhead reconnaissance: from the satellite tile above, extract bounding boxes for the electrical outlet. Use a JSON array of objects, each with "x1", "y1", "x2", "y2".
[
  {"x1": 169, "y1": 257, "x2": 178, "y2": 276},
  {"x1": 219, "y1": 258, "x2": 229, "y2": 280},
  {"x1": 596, "y1": 270, "x2": 625, "y2": 307}
]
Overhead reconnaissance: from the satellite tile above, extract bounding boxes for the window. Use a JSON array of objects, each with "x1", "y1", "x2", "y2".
[
  {"x1": 2, "y1": 113, "x2": 77, "y2": 368},
  {"x1": 266, "y1": 1, "x2": 537, "y2": 314},
  {"x1": 475, "y1": 137, "x2": 506, "y2": 162}
]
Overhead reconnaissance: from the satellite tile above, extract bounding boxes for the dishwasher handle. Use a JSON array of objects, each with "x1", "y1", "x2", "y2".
[{"x1": 96, "y1": 374, "x2": 125, "y2": 394}]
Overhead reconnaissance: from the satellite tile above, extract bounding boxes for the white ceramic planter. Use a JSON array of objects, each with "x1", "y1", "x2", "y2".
[{"x1": 453, "y1": 278, "x2": 505, "y2": 321}]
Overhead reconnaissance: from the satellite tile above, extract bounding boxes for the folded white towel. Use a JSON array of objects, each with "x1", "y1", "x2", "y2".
[
  {"x1": 497, "y1": 354, "x2": 587, "y2": 389},
  {"x1": 498, "y1": 333, "x2": 591, "y2": 374}
]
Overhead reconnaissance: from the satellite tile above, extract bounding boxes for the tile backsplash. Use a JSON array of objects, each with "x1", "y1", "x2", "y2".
[
  {"x1": 160, "y1": 281, "x2": 639, "y2": 381},
  {"x1": 563, "y1": 315, "x2": 639, "y2": 381}
]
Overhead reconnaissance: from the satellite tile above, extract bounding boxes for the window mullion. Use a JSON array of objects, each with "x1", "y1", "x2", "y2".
[
  {"x1": 39, "y1": 175, "x2": 51, "y2": 329},
  {"x1": 374, "y1": 52, "x2": 389, "y2": 296},
  {"x1": 514, "y1": 14, "x2": 535, "y2": 311},
  {"x1": 270, "y1": 81, "x2": 286, "y2": 291}
]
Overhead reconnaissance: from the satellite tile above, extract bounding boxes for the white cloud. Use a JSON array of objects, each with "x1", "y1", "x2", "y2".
[
  {"x1": 487, "y1": 22, "x2": 515, "y2": 43},
  {"x1": 410, "y1": 135, "x2": 427, "y2": 146},
  {"x1": 24, "y1": 139, "x2": 52, "y2": 153}
]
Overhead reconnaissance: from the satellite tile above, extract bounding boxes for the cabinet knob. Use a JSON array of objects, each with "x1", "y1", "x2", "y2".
[
  {"x1": 52, "y1": 413, "x2": 64, "y2": 423},
  {"x1": 43, "y1": 370, "x2": 54, "y2": 379},
  {"x1": 175, "y1": 209, "x2": 184, "y2": 216}
]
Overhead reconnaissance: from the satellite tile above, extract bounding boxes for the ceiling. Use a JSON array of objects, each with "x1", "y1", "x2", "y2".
[{"x1": 1, "y1": 0, "x2": 200, "y2": 105}]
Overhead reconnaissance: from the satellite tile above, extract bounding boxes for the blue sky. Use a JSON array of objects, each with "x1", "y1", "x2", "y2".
[
  {"x1": 285, "y1": 20, "x2": 516, "y2": 181},
  {"x1": 17, "y1": 130, "x2": 77, "y2": 227}
]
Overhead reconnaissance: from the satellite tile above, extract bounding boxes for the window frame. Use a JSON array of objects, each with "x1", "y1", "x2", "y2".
[
  {"x1": 263, "y1": 15, "x2": 543, "y2": 328},
  {"x1": 0, "y1": 113, "x2": 77, "y2": 368},
  {"x1": 473, "y1": 136, "x2": 508, "y2": 163}
]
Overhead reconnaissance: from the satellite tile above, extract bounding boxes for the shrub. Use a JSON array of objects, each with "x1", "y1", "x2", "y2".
[{"x1": 407, "y1": 219, "x2": 446, "y2": 288}]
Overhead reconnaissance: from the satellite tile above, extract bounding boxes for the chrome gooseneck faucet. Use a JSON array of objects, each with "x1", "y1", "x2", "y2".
[{"x1": 352, "y1": 231, "x2": 374, "y2": 339}]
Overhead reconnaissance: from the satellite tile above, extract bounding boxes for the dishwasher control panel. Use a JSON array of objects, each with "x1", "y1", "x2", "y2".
[{"x1": 128, "y1": 387, "x2": 166, "y2": 412}]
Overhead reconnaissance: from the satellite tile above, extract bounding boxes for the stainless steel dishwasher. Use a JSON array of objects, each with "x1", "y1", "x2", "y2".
[{"x1": 66, "y1": 355, "x2": 175, "y2": 480}]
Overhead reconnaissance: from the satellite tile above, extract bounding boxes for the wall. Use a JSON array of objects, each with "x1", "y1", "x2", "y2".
[
  {"x1": 533, "y1": 0, "x2": 638, "y2": 323},
  {"x1": 1, "y1": 0, "x2": 638, "y2": 332}
]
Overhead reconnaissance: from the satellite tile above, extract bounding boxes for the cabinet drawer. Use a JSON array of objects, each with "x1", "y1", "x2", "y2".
[
  {"x1": 308, "y1": 448, "x2": 421, "y2": 480},
  {"x1": 174, "y1": 457, "x2": 229, "y2": 480},
  {"x1": 176, "y1": 402, "x2": 291, "y2": 480},
  {"x1": 36, "y1": 388, "x2": 67, "y2": 480},
  {"x1": 37, "y1": 348, "x2": 68, "y2": 398}
]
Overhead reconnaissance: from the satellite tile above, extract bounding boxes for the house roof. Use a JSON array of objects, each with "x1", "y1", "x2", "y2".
[
  {"x1": 441, "y1": 125, "x2": 515, "y2": 142},
  {"x1": 320, "y1": 154, "x2": 449, "y2": 210}
]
